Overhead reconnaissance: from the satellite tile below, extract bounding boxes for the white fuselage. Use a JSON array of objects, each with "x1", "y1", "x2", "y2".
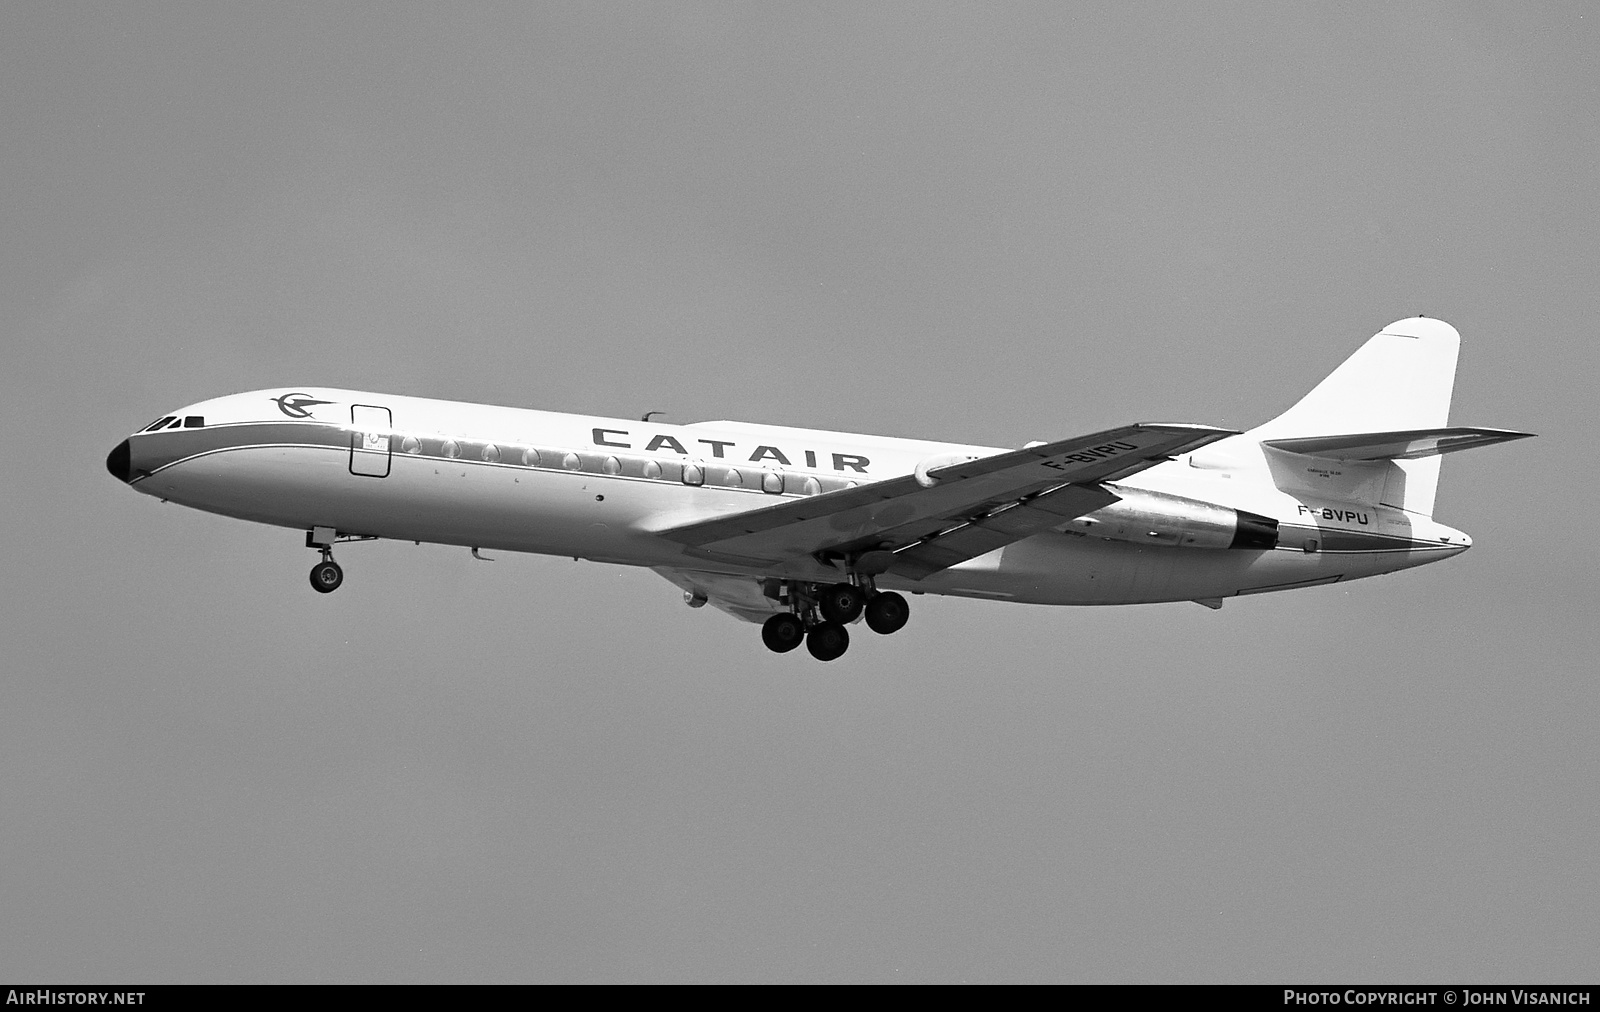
[{"x1": 109, "y1": 387, "x2": 1469, "y2": 611}]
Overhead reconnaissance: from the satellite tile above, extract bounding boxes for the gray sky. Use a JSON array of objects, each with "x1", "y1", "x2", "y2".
[{"x1": 3, "y1": 2, "x2": 1596, "y2": 983}]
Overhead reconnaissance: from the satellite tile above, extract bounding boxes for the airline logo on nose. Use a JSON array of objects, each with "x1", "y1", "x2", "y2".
[{"x1": 272, "y1": 393, "x2": 334, "y2": 419}]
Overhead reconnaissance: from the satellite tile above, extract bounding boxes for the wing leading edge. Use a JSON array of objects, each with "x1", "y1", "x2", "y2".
[{"x1": 652, "y1": 423, "x2": 1236, "y2": 578}]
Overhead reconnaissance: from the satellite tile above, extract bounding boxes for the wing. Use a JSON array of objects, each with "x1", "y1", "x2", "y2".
[{"x1": 653, "y1": 423, "x2": 1236, "y2": 579}]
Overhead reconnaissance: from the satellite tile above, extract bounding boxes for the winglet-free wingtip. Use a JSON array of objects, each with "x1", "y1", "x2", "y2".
[
  {"x1": 1138, "y1": 423, "x2": 1242, "y2": 435},
  {"x1": 1136, "y1": 423, "x2": 1242, "y2": 453}
]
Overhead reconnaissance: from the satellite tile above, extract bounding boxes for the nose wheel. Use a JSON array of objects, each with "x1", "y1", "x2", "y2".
[
  {"x1": 309, "y1": 554, "x2": 343, "y2": 593},
  {"x1": 305, "y1": 527, "x2": 353, "y2": 594}
]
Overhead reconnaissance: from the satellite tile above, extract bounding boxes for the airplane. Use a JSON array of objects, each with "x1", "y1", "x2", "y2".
[{"x1": 105, "y1": 317, "x2": 1531, "y2": 661}]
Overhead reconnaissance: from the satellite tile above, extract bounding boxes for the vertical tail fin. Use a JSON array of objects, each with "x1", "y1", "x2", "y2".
[
  {"x1": 1246, "y1": 317, "x2": 1461, "y2": 516},
  {"x1": 1251, "y1": 317, "x2": 1460, "y2": 439}
]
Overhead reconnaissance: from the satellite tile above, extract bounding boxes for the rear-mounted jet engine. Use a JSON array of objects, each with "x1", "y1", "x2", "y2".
[{"x1": 1067, "y1": 485, "x2": 1279, "y2": 550}]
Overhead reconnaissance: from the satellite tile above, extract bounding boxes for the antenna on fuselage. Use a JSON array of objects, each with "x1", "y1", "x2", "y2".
[{"x1": 641, "y1": 410, "x2": 666, "y2": 422}]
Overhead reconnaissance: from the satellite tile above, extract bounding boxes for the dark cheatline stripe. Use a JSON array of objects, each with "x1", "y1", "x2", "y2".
[
  {"x1": 1277, "y1": 523, "x2": 1449, "y2": 553},
  {"x1": 127, "y1": 421, "x2": 350, "y2": 478}
]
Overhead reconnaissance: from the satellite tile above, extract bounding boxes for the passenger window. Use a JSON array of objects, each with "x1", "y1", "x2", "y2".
[
  {"x1": 522, "y1": 448, "x2": 540, "y2": 466},
  {"x1": 482, "y1": 444, "x2": 501, "y2": 463},
  {"x1": 724, "y1": 468, "x2": 743, "y2": 487},
  {"x1": 561, "y1": 452, "x2": 581, "y2": 470},
  {"x1": 642, "y1": 460, "x2": 662, "y2": 479},
  {"x1": 442, "y1": 440, "x2": 460, "y2": 458},
  {"x1": 761, "y1": 471, "x2": 783, "y2": 494},
  {"x1": 683, "y1": 463, "x2": 704, "y2": 486},
  {"x1": 801, "y1": 477, "x2": 821, "y2": 496},
  {"x1": 400, "y1": 436, "x2": 421, "y2": 454},
  {"x1": 602, "y1": 456, "x2": 622, "y2": 475}
]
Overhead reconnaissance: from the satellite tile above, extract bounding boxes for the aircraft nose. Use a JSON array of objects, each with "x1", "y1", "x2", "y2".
[{"x1": 106, "y1": 439, "x2": 132, "y2": 483}]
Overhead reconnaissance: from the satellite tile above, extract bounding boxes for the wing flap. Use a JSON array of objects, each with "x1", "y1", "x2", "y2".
[{"x1": 890, "y1": 484, "x2": 1120, "y2": 577}]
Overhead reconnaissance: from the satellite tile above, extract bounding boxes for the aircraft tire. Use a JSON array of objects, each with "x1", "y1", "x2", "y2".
[
  {"x1": 309, "y1": 560, "x2": 344, "y2": 594},
  {"x1": 817, "y1": 582, "x2": 866, "y2": 624},
  {"x1": 806, "y1": 621, "x2": 850, "y2": 661},
  {"x1": 864, "y1": 591, "x2": 910, "y2": 635},
  {"x1": 761, "y1": 613, "x2": 806, "y2": 653}
]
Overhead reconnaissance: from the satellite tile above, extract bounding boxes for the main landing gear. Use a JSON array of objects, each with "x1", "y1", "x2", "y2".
[{"x1": 760, "y1": 579, "x2": 910, "y2": 661}]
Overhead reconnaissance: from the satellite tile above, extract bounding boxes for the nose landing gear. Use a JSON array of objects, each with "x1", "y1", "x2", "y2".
[
  {"x1": 307, "y1": 527, "x2": 344, "y2": 594},
  {"x1": 305, "y1": 527, "x2": 373, "y2": 594}
]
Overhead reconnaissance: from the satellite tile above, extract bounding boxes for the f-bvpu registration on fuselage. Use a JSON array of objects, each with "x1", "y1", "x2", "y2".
[{"x1": 106, "y1": 317, "x2": 1532, "y2": 661}]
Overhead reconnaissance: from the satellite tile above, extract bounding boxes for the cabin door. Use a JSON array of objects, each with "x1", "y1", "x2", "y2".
[{"x1": 349, "y1": 404, "x2": 392, "y2": 477}]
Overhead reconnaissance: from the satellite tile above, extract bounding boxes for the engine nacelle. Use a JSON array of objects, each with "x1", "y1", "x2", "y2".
[{"x1": 1064, "y1": 485, "x2": 1279, "y2": 550}]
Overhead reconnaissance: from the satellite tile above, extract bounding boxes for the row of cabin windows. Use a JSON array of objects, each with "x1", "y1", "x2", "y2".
[{"x1": 391, "y1": 433, "x2": 846, "y2": 496}]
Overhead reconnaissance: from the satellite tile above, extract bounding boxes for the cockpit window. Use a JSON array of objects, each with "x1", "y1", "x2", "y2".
[
  {"x1": 183, "y1": 416, "x2": 205, "y2": 428},
  {"x1": 143, "y1": 416, "x2": 177, "y2": 432}
]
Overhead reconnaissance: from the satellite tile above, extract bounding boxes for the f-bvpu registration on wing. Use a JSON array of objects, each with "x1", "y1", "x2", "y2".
[{"x1": 107, "y1": 318, "x2": 1531, "y2": 661}]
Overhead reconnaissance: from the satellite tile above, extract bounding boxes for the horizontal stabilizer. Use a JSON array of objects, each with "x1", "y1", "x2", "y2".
[{"x1": 1263, "y1": 427, "x2": 1535, "y2": 461}]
